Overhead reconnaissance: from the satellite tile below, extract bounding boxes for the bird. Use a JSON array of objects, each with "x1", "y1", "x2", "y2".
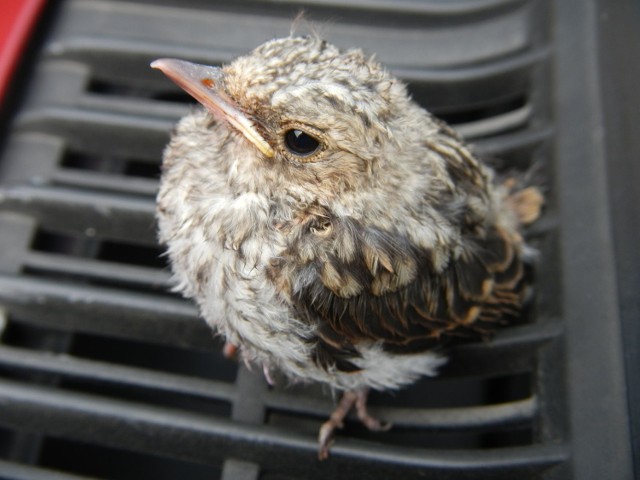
[{"x1": 151, "y1": 35, "x2": 543, "y2": 460}]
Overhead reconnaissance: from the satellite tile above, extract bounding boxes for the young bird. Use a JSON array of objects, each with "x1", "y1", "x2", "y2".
[{"x1": 151, "y1": 36, "x2": 542, "y2": 459}]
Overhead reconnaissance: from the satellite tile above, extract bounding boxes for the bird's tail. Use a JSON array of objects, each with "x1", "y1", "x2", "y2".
[{"x1": 505, "y1": 182, "x2": 544, "y2": 226}]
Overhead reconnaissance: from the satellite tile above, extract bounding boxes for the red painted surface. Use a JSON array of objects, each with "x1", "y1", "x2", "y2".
[{"x1": 0, "y1": 0, "x2": 46, "y2": 103}]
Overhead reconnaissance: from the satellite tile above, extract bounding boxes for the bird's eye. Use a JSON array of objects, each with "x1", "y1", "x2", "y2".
[{"x1": 284, "y1": 129, "x2": 321, "y2": 157}]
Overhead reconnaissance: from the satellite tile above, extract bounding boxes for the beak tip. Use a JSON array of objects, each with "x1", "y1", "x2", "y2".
[{"x1": 150, "y1": 59, "x2": 165, "y2": 71}]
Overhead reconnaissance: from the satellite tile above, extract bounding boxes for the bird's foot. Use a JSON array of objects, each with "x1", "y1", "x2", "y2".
[
  {"x1": 318, "y1": 389, "x2": 391, "y2": 460},
  {"x1": 354, "y1": 389, "x2": 391, "y2": 432}
]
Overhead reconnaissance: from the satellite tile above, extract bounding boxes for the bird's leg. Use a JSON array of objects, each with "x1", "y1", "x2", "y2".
[
  {"x1": 318, "y1": 391, "x2": 357, "y2": 460},
  {"x1": 318, "y1": 389, "x2": 391, "y2": 460}
]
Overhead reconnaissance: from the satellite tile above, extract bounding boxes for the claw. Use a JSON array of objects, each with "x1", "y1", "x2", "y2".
[
  {"x1": 263, "y1": 364, "x2": 275, "y2": 386},
  {"x1": 318, "y1": 420, "x2": 340, "y2": 461}
]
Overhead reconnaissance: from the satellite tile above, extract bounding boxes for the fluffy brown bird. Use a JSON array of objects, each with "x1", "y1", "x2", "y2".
[{"x1": 151, "y1": 36, "x2": 542, "y2": 459}]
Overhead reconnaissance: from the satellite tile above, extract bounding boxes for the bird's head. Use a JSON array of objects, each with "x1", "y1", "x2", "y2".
[{"x1": 152, "y1": 36, "x2": 436, "y2": 198}]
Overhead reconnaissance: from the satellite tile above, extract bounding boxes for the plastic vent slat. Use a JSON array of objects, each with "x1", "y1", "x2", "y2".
[
  {"x1": 0, "y1": 345, "x2": 235, "y2": 402},
  {"x1": 0, "y1": 274, "x2": 211, "y2": 349},
  {"x1": 0, "y1": 460, "x2": 98, "y2": 480},
  {"x1": 0, "y1": 185, "x2": 157, "y2": 244},
  {"x1": 232, "y1": 0, "x2": 527, "y2": 15},
  {"x1": 51, "y1": 169, "x2": 159, "y2": 197},
  {"x1": 17, "y1": 107, "x2": 171, "y2": 161},
  {"x1": 24, "y1": 251, "x2": 171, "y2": 288},
  {"x1": 48, "y1": 0, "x2": 534, "y2": 69}
]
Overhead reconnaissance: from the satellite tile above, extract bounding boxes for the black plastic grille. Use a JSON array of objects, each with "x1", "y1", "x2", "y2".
[{"x1": 0, "y1": 1, "x2": 633, "y2": 479}]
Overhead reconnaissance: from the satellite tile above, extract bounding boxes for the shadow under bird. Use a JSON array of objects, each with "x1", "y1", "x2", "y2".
[{"x1": 151, "y1": 36, "x2": 543, "y2": 459}]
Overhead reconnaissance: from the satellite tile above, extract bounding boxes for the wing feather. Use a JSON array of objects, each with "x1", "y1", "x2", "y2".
[{"x1": 268, "y1": 210, "x2": 527, "y2": 372}]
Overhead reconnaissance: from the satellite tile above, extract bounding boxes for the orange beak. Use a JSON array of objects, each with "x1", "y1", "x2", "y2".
[{"x1": 151, "y1": 58, "x2": 274, "y2": 158}]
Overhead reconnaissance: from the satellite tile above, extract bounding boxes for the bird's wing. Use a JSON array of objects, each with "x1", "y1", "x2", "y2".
[{"x1": 268, "y1": 214, "x2": 526, "y2": 372}]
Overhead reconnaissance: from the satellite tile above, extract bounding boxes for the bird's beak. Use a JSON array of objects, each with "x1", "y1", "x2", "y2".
[{"x1": 151, "y1": 58, "x2": 275, "y2": 158}]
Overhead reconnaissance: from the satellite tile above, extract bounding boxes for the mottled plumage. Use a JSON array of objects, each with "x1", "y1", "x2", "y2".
[{"x1": 152, "y1": 36, "x2": 542, "y2": 459}]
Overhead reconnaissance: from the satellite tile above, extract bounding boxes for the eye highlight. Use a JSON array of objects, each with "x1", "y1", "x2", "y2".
[{"x1": 284, "y1": 129, "x2": 321, "y2": 157}]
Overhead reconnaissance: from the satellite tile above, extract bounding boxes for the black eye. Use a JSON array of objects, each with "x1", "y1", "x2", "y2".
[{"x1": 284, "y1": 129, "x2": 321, "y2": 156}]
